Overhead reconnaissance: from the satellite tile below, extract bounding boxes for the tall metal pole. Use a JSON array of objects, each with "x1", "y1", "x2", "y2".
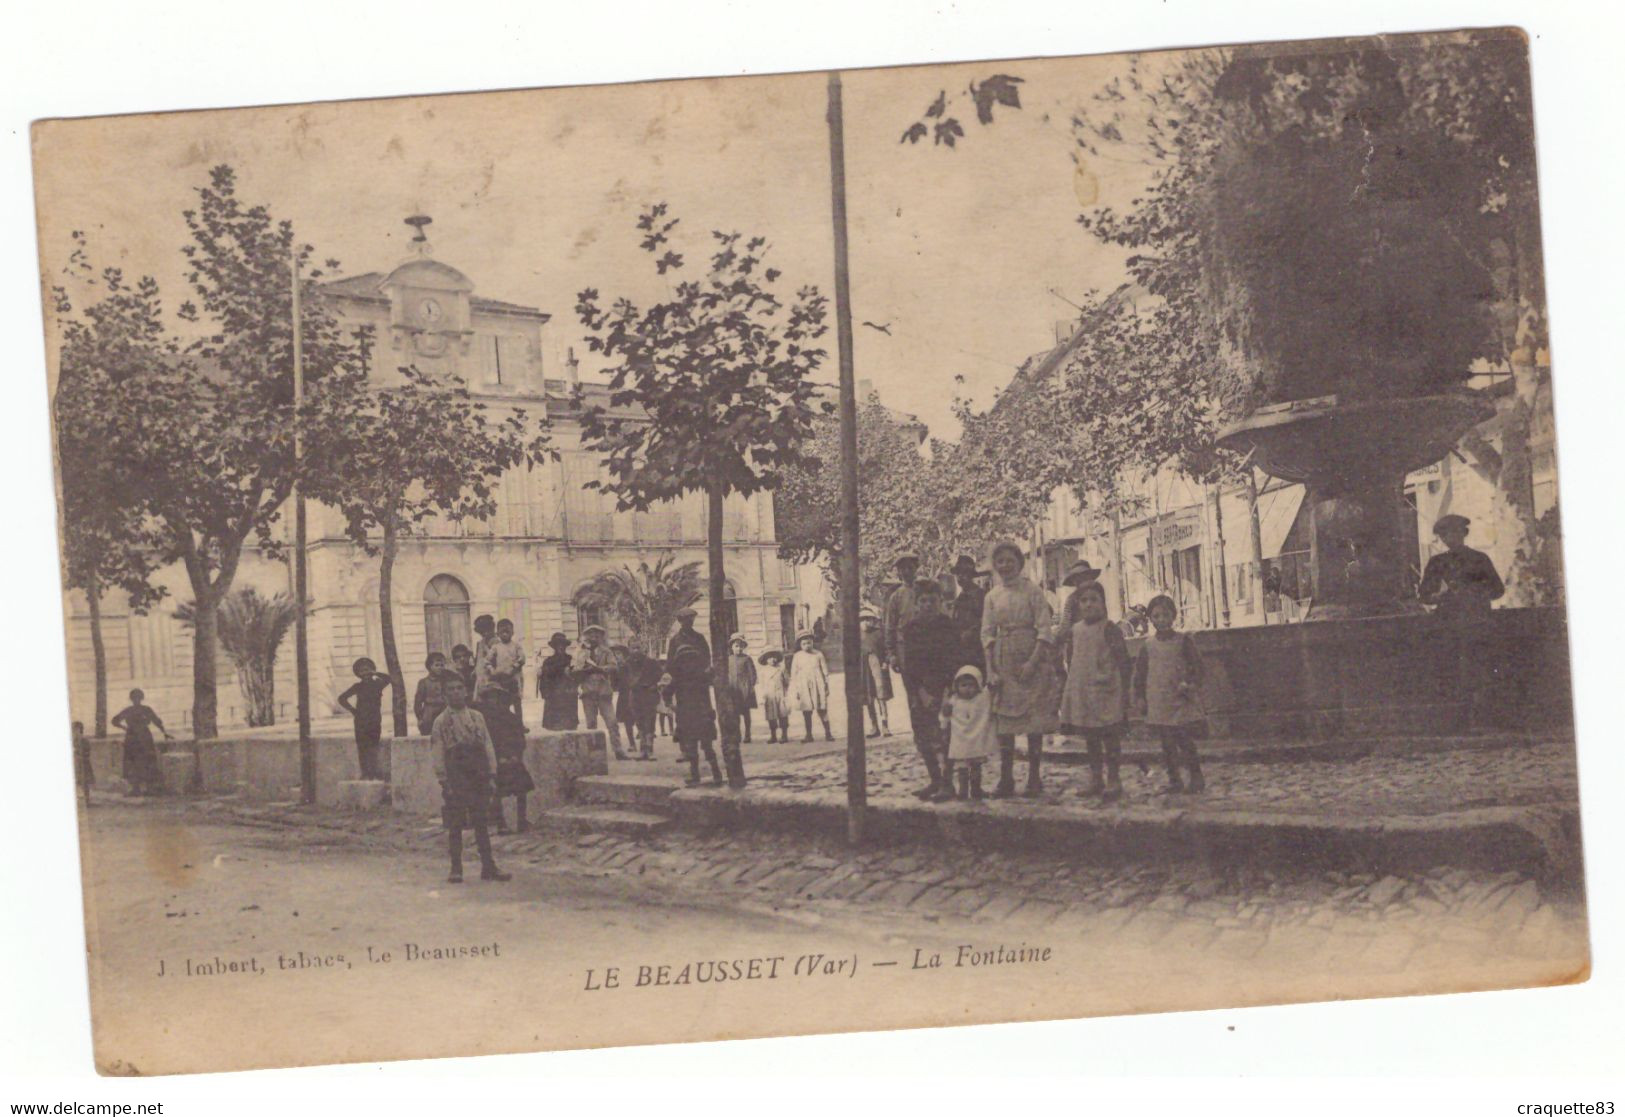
[
  {"x1": 292, "y1": 253, "x2": 314, "y2": 805},
  {"x1": 826, "y1": 72, "x2": 865, "y2": 845}
]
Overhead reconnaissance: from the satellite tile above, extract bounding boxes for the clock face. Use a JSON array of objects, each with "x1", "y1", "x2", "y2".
[{"x1": 419, "y1": 297, "x2": 442, "y2": 324}]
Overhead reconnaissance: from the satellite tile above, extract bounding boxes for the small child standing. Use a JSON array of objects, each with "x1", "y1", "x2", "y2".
[
  {"x1": 724, "y1": 636, "x2": 758, "y2": 744},
  {"x1": 111, "y1": 688, "x2": 169, "y2": 796},
  {"x1": 940, "y1": 666, "x2": 995, "y2": 800},
  {"x1": 756, "y1": 650, "x2": 790, "y2": 743},
  {"x1": 337, "y1": 657, "x2": 393, "y2": 781},
  {"x1": 1058, "y1": 580, "x2": 1133, "y2": 802},
  {"x1": 483, "y1": 618, "x2": 527, "y2": 724},
  {"x1": 1132, "y1": 594, "x2": 1207, "y2": 794},
  {"x1": 655, "y1": 670, "x2": 676, "y2": 739},
  {"x1": 413, "y1": 652, "x2": 453, "y2": 736}
]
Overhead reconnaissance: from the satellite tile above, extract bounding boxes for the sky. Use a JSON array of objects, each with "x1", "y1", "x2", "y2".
[{"x1": 32, "y1": 52, "x2": 1158, "y2": 438}]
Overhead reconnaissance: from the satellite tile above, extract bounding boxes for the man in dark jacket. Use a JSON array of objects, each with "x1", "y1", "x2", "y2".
[
  {"x1": 668, "y1": 608, "x2": 722, "y2": 786},
  {"x1": 900, "y1": 579, "x2": 967, "y2": 801}
]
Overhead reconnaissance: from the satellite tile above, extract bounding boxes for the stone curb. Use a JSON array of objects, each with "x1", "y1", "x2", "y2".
[
  {"x1": 666, "y1": 786, "x2": 1582, "y2": 887},
  {"x1": 1034, "y1": 732, "x2": 1574, "y2": 767}
]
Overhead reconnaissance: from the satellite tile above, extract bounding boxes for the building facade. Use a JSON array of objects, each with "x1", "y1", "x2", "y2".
[
  {"x1": 1017, "y1": 316, "x2": 1558, "y2": 632},
  {"x1": 62, "y1": 238, "x2": 803, "y2": 733}
]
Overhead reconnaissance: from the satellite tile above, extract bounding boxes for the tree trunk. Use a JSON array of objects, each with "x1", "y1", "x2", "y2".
[
  {"x1": 239, "y1": 659, "x2": 275, "y2": 727},
  {"x1": 190, "y1": 593, "x2": 219, "y2": 740},
  {"x1": 1108, "y1": 508, "x2": 1127, "y2": 618},
  {"x1": 706, "y1": 482, "x2": 728, "y2": 671},
  {"x1": 707, "y1": 480, "x2": 746, "y2": 788},
  {"x1": 86, "y1": 576, "x2": 108, "y2": 739},
  {"x1": 379, "y1": 518, "x2": 409, "y2": 738}
]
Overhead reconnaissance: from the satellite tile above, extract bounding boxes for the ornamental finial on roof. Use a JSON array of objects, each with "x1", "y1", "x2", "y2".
[{"x1": 404, "y1": 214, "x2": 433, "y2": 257}]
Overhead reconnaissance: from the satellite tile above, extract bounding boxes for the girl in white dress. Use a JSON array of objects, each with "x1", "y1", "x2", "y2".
[
  {"x1": 757, "y1": 649, "x2": 791, "y2": 743},
  {"x1": 787, "y1": 632, "x2": 833, "y2": 742},
  {"x1": 940, "y1": 665, "x2": 996, "y2": 800}
]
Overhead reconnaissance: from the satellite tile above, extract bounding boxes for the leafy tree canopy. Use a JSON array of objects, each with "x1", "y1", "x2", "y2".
[{"x1": 575, "y1": 204, "x2": 833, "y2": 510}]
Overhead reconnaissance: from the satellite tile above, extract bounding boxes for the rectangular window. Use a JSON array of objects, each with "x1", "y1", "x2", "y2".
[
  {"x1": 497, "y1": 336, "x2": 528, "y2": 386},
  {"x1": 127, "y1": 610, "x2": 175, "y2": 680},
  {"x1": 474, "y1": 335, "x2": 504, "y2": 385}
]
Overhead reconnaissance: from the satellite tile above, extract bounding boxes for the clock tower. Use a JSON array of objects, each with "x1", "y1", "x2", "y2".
[{"x1": 379, "y1": 214, "x2": 475, "y2": 373}]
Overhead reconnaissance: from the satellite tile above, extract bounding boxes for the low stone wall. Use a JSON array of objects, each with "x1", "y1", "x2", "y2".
[
  {"x1": 1169, "y1": 605, "x2": 1573, "y2": 739},
  {"x1": 89, "y1": 728, "x2": 606, "y2": 812},
  {"x1": 389, "y1": 730, "x2": 607, "y2": 817}
]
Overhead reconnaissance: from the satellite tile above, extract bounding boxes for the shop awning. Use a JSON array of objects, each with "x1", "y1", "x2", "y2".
[{"x1": 1257, "y1": 484, "x2": 1307, "y2": 559}]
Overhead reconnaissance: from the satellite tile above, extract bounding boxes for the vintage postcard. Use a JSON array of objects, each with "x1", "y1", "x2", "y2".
[{"x1": 32, "y1": 26, "x2": 1586, "y2": 1076}]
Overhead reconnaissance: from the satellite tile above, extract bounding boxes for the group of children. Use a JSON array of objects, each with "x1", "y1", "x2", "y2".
[{"x1": 897, "y1": 573, "x2": 1206, "y2": 805}]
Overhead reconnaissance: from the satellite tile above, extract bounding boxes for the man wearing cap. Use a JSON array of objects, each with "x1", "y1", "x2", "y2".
[
  {"x1": 1419, "y1": 515, "x2": 1505, "y2": 622},
  {"x1": 948, "y1": 555, "x2": 987, "y2": 674},
  {"x1": 1419, "y1": 514, "x2": 1505, "y2": 730},
  {"x1": 574, "y1": 624, "x2": 626, "y2": 759},
  {"x1": 668, "y1": 608, "x2": 723, "y2": 785}
]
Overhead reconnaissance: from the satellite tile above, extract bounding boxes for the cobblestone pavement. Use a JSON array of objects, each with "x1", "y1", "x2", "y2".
[
  {"x1": 745, "y1": 737, "x2": 1579, "y2": 817},
  {"x1": 147, "y1": 793, "x2": 1587, "y2": 977}
]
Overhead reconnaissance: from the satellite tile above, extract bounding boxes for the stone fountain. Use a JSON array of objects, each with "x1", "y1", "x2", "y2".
[{"x1": 1217, "y1": 390, "x2": 1493, "y2": 617}]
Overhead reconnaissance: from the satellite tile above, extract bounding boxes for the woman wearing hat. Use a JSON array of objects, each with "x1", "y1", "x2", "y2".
[
  {"x1": 787, "y1": 631, "x2": 833, "y2": 742},
  {"x1": 981, "y1": 541, "x2": 1060, "y2": 798},
  {"x1": 724, "y1": 635, "x2": 759, "y2": 743},
  {"x1": 757, "y1": 648, "x2": 791, "y2": 743},
  {"x1": 536, "y1": 632, "x2": 579, "y2": 731},
  {"x1": 859, "y1": 609, "x2": 892, "y2": 737}
]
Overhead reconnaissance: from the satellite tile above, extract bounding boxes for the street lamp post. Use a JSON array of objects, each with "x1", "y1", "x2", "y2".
[
  {"x1": 291, "y1": 253, "x2": 314, "y2": 805},
  {"x1": 826, "y1": 72, "x2": 866, "y2": 845}
]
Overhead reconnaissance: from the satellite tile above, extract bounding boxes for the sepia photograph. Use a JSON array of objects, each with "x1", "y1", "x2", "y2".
[{"x1": 10, "y1": 0, "x2": 1620, "y2": 1101}]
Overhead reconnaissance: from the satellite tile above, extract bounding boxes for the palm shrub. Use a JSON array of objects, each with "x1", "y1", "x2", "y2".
[
  {"x1": 573, "y1": 556, "x2": 702, "y2": 656},
  {"x1": 176, "y1": 588, "x2": 302, "y2": 727}
]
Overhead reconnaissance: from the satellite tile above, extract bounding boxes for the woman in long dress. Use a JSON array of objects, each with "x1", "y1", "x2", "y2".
[
  {"x1": 980, "y1": 541, "x2": 1060, "y2": 798},
  {"x1": 787, "y1": 632, "x2": 833, "y2": 742},
  {"x1": 536, "y1": 632, "x2": 579, "y2": 730},
  {"x1": 111, "y1": 688, "x2": 169, "y2": 796}
]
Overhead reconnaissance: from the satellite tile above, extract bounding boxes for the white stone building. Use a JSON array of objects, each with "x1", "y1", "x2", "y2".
[{"x1": 61, "y1": 237, "x2": 804, "y2": 733}]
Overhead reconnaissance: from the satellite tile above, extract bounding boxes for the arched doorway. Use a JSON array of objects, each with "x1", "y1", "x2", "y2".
[{"x1": 423, "y1": 574, "x2": 472, "y2": 658}]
